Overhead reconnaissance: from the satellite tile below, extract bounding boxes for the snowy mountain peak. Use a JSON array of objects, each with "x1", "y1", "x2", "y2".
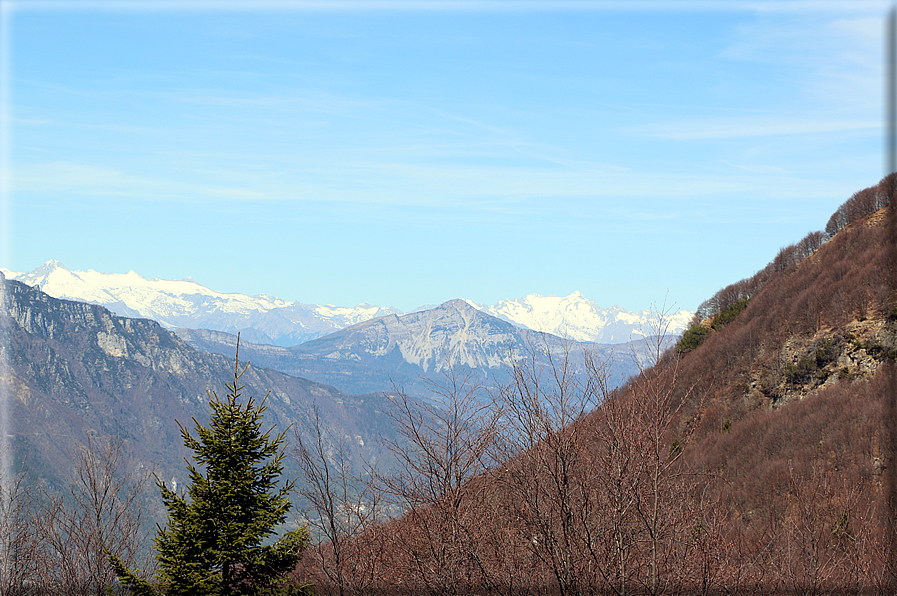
[
  {"x1": 3, "y1": 261, "x2": 692, "y2": 347},
  {"x1": 1, "y1": 261, "x2": 399, "y2": 344},
  {"x1": 41, "y1": 258, "x2": 68, "y2": 270},
  {"x1": 25, "y1": 259, "x2": 70, "y2": 279},
  {"x1": 471, "y1": 291, "x2": 690, "y2": 343}
]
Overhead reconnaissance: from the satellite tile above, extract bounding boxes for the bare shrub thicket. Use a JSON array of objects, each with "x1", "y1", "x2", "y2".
[
  {"x1": 38, "y1": 436, "x2": 153, "y2": 595},
  {"x1": 588, "y1": 306, "x2": 707, "y2": 595},
  {"x1": 292, "y1": 406, "x2": 384, "y2": 596},
  {"x1": 0, "y1": 462, "x2": 43, "y2": 595},
  {"x1": 376, "y1": 369, "x2": 505, "y2": 595},
  {"x1": 692, "y1": 371, "x2": 891, "y2": 593},
  {"x1": 492, "y1": 340, "x2": 606, "y2": 595},
  {"x1": 0, "y1": 436, "x2": 153, "y2": 595}
]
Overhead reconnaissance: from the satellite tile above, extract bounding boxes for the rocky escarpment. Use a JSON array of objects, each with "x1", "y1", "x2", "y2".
[{"x1": 746, "y1": 315, "x2": 897, "y2": 405}]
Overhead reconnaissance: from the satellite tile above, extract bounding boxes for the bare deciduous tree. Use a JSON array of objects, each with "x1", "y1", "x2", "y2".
[
  {"x1": 0, "y1": 461, "x2": 43, "y2": 595},
  {"x1": 630, "y1": 303, "x2": 699, "y2": 595},
  {"x1": 494, "y1": 338, "x2": 607, "y2": 595},
  {"x1": 36, "y1": 435, "x2": 152, "y2": 595},
  {"x1": 293, "y1": 405, "x2": 383, "y2": 596},
  {"x1": 378, "y1": 368, "x2": 503, "y2": 595},
  {"x1": 492, "y1": 303, "x2": 701, "y2": 596}
]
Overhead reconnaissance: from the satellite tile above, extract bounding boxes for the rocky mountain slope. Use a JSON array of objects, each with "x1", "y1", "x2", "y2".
[
  {"x1": 175, "y1": 299, "x2": 667, "y2": 398},
  {"x1": 1, "y1": 261, "x2": 691, "y2": 346},
  {"x1": 0, "y1": 273, "x2": 411, "y2": 492}
]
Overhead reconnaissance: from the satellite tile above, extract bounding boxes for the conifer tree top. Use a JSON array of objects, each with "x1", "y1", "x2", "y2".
[{"x1": 110, "y1": 339, "x2": 309, "y2": 595}]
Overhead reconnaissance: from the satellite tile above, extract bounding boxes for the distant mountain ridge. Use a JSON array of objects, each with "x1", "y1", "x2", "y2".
[
  {"x1": 175, "y1": 299, "x2": 665, "y2": 399},
  {"x1": 1, "y1": 260, "x2": 401, "y2": 346},
  {"x1": 1, "y1": 261, "x2": 692, "y2": 346}
]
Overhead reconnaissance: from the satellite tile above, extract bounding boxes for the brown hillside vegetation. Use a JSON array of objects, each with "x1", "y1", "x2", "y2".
[{"x1": 291, "y1": 177, "x2": 897, "y2": 595}]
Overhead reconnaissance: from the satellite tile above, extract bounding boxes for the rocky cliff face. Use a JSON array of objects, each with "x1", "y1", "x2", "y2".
[{"x1": 0, "y1": 273, "x2": 405, "y2": 491}]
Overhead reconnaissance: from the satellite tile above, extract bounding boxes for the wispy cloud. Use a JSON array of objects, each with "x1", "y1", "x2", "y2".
[
  {"x1": 720, "y1": 14, "x2": 881, "y2": 109},
  {"x1": 637, "y1": 117, "x2": 879, "y2": 140},
  {"x1": 12, "y1": 161, "x2": 238, "y2": 202},
  {"x1": 11, "y1": 154, "x2": 850, "y2": 212},
  {"x1": 201, "y1": 187, "x2": 267, "y2": 200},
  {"x1": 14, "y1": 162, "x2": 153, "y2": 192},
  {"x1": 723, "y1": 161, "x2": 788, "y2": 174}
]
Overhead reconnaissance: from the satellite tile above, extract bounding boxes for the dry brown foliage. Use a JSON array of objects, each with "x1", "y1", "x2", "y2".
[{"x1": 293, "y1": 189, "x2": 896, "y2": 595}]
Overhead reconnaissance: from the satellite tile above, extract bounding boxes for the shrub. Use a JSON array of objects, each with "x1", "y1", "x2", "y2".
[
  {"x1": 814, "y1": 338, "x2": 837, "y2": 367},
  {"x1": 711, "y1": 298, "x2": 751, "y2": 331},
  {"x1": 785, "y1": 356, "x2": 816, "y2": 385},
  {"x1": 676, "y1": 324, "x2": 712, "y2": 353}
]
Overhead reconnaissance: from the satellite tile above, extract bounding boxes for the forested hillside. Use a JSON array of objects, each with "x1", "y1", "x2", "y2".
[{"x1": 290, "y1": 175, "x2": 897, "y2": 595}]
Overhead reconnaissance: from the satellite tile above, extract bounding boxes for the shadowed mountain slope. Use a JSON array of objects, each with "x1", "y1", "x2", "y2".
[{"x1": 0, "y1": 274, "x2": 411, "y2": 491}]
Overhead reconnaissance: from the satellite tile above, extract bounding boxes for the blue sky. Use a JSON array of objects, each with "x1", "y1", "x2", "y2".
[{"x1": 1, "y1": 1, "x2": 889, "y2": 312}]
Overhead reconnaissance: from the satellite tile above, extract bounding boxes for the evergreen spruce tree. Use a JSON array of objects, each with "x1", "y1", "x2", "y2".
[{"x1": 110, "y1": 345, "x2": 309, "y2": 595}]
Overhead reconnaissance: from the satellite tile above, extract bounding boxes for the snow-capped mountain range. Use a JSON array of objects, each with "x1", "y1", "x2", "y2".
[
  {"x1": 1, "y1": 260, "x2": 692, "y2": 346},
  {"x1": 473, "y1": 293, "x2": 691, "y2": 344}
]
